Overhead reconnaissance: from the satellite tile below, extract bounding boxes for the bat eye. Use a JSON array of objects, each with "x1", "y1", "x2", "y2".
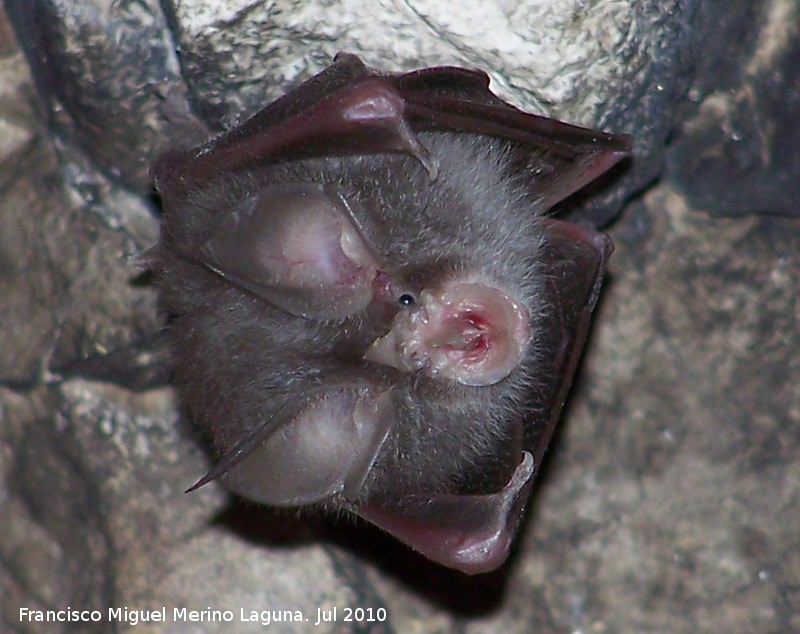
[{"x1": 397, "y1": 293, "x2": 416, "y2": 307}]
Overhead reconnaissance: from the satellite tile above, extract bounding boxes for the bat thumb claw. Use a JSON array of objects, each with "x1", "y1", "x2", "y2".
[{"x1": 184, "y1": 471, "x2": 216, "y2": 493}]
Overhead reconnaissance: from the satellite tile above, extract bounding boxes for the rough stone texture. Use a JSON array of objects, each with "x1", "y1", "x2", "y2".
[
  {"x1": 515, "y1": 190, "x2": 800, "y2": 634},
  {"x1": 5, "y1": 0, "x2": 701, "y2": 226},
  {"x1": 164, "y1": 0, "x2": 649, "y2": 124},
  {"x1": 2, "y1": 1, "x2": 799, "y2": 633},
  {"x1": 2, "y1": 0, "x2": 207, "y2": 192},
  {"x1": 0, "y1": 49, "x2": 163, "y2": 389},
  {"x1": 667, "y1": 0, "x2": 800, "y2": 217}
]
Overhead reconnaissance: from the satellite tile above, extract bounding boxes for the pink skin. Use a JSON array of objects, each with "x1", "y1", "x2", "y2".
[
  {"x1": 269, "y1": 195, "x2": 380, "y2": 305},
  {"x1": 365, "y1": 279, "x2": 530, "y2": 386},
  {"x1": 199, "y1": 183, "x2": 386, "y2": 320}
]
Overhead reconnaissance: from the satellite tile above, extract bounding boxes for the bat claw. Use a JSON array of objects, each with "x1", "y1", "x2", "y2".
[{"x1": 184, "y1": 471, "x2": 214, "y2": 494}]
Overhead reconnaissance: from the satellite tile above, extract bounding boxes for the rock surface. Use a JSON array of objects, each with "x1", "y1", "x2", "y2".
[{"x1": 668, "y1": 0, "x2": 800, "y2": 217}]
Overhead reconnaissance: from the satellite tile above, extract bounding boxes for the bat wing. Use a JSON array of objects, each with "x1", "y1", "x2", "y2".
[
  {"x1": 153, "y1": 53, "x2": 628, "y2": 321},
  {"x1": 355, "y1": 452, "x2": 535, "y2": 574},
  {"x1": 152, "y1": 52, "x2": 631, "y2": 211},
  {"x1": 195, "y1": 182, "x2": 383, "y2": 319},
  {"x1": 155, "y1": 54, "x2": 627, "y2": 573},
  {"x1": 184, "y1": 207, "x2": 609, "y2": 572},
  {"x1": 350, "y1": 221, "x2": 612, "y2": 573},
  {"x1": 525, "y1": 218, "x2": 613, "y2": 467},
  {"x1": 188, "y1": 388, "x2": 394, "y2": 506}
]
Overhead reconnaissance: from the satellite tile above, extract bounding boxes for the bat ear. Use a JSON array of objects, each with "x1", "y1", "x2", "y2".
[
  {"x1": 354, "y1": 452, "x2": 535, "y2": 574},
  {"x1": 197, "y1": 183, "x2": 383, "y2": 320}
]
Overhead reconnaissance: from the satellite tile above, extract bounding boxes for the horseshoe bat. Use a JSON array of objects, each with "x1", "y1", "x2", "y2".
[{"x1": 151, "y1": 53, "x2": 630, "y2": 574}]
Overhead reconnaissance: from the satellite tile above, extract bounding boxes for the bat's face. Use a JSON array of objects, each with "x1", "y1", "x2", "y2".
[
  {"x1": 365, "y1": 277, "x2": 531, "y2": 386},
  {"x1": 153, "y1": 53, "x2": 629, "y2": 574}
]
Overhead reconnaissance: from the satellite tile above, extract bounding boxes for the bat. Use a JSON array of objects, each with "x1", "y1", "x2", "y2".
[{"x1": 150, "y1": 53, "x2": 631, "y2": 574}]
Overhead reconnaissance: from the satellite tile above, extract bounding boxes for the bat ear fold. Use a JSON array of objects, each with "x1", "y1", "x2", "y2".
[{"x1": 197, "y1": 183, "x2": 382, "y2": 320}]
